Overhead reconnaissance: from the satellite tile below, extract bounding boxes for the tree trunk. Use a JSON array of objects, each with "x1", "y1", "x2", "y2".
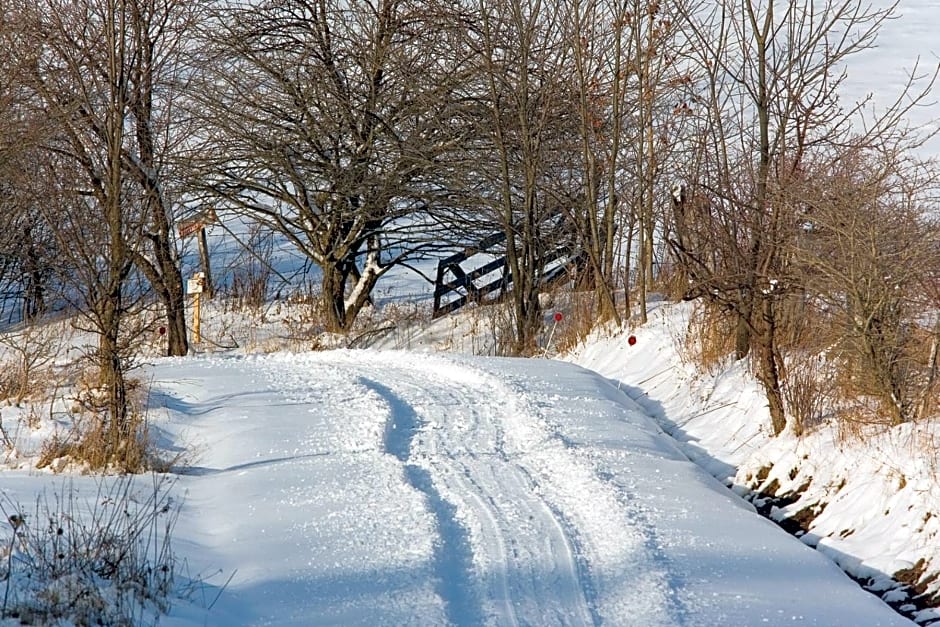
[
  {"x1": 165, "y1": 277, "x2": 188, "y2": 356},
  {"x1": 102, "y1": 338, "x2": 127, "y2": 433},
  {"x1": 133, "y1": 249, "x2": 189, "y2": 356},
  {"x1": 755, "y1": 296, "x2": 787, "y2": 435},
  {"x1": 513, "y1": 281, "x2": 541, "y2": 355},
  {"x1": 917, "y1": 316, "x2": 940, "y2": 421},
  {"x1": 127, "y1": 0, "x2": 188, "y2": 356},
  {"x1": 735, "y1": 304, "x2": 751, "y2": 360},
  {"x1": 156, "y1": 247, "x2": 188, "y2": 356},
  {"x1": 321, "y1": 263, "x2": 348, "y2": 332}
]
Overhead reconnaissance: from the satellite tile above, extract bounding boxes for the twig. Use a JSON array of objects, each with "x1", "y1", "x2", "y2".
[
  {"x1": 673, "y1": 401, "x2": 739, "y2": 427},
  {"x1": 2, "y1": 516, "x2": 22, "y2": 614},
  {"x1": 208, "y1": 568, "x2": 238, "y2": 611},
  {"x1": 0, "y1": 411, "x2": 13, "y2": 450},
  {"x1": 637, "y1": 367, "x2": 674, "y2": 386}
]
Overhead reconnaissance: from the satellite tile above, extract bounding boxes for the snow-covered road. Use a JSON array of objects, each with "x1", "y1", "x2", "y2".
[{"x1": 154, "y1": 350, "x2": 912, "y2": 626}]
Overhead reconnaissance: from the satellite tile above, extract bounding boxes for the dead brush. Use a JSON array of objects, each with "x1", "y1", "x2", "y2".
[
  {"x1": 652, "y1": 260, "x2": 688, "y2": 302},
  {"x1": 38, "y1": 376, "x2": 163, "y2": 474},
  {"x1": 541, "y1": 290, "x2": 598, "y2": 356},
  {"x1": 826, "y1": 322, "x2": 936, "y2": 430},
  {"x1": 0, "y1": 322, "x2": 62, "y2": 406},
  {"x1": 347, "y1": 300, "x2": 428, "y2": 350},
  {"x1": 0, "y1": 474, "x2": 179, "y2": 626},
  {"x1": 37, "y1": 411, "x2": 149, "y2": 474},
  {"x1": 684, "y1": 303, "x2": 738, "y2": 373},
  {"x1": 277, "y1": 291, "x2": 327, "y2": 348},
  {"x1": 775, "y1": 303, "x2": 841, "y2": 436},
  {"x1": 781, "y1": 351, "x2": 837, "y2": 437},
  {"x1": 834, "y1": 402, "x2": 898, "y2": 442}
]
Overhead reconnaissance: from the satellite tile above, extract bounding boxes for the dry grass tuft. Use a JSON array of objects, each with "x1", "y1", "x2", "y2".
[
  {"x1": 0, "y1": 474, "x2": 178, "y2": 626},
  {"x1": 36, "y1": 376, "x2": 174, "y2": 475}
]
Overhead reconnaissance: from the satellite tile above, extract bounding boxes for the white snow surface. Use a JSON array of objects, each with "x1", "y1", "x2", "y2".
[{"x1": 119, "y1": 348, "x2": 912, "y2": 626}]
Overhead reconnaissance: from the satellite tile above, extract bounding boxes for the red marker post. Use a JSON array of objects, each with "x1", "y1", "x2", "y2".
[{"x1": 544, "y1": 312, "x2": 565, "y2": 356}]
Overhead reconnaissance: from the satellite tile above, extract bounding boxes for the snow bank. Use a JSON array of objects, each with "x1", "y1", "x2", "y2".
[{"x1": 567, "y1": 300, "x2": 940, "y2": 624}]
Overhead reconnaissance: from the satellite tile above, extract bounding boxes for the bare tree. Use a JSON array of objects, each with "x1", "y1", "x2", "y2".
[
  {"x1": 191, "y1": 0, "x2": 468, "y2": 332},
  {"x1": 464, "y1": 0, "x2": 579, "y2": 354},
  {"x1": 4, "y1": 0, "x2": 196, "y2": 357},
  {"x1": 559, "y1": 0, "x2": 624, "y2": 324},
  {"x1": 119, "y1": 0, "x2": 206, "y2": 357},
  {"x1": 0, "y1": 158, "x2": 61, "y2": 324},
  {"x1": 7, "y1": 0, "x2": 156, "y2": 465},
  {"x1": 792, "y1": 143, "x2": 940, "y2": 425},
  {"x1": 623, "y1": 0, "x2": 692, "y2": 323},
  {"x1": 0, "y1": 12, "x2": 61, "y2": 325},
  {"x1": 669, "y1": 0, "x2": 928, "y2": 435}
]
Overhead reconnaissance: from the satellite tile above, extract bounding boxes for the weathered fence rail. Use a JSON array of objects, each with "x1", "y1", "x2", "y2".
[{"x1": 432, "y1": 231, "x2": 585, "y2": 319}]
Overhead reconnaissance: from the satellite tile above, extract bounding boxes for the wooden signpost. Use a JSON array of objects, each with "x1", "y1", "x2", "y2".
[
  {"x1": 178, "y1": 208, "x2": 217, "y2": 345},
  {"x1": 177, "y1": 208, "x2": 217, "y2": 299},
  {"x1": 186, "y1": 272, "x2": 205, "y2": 343}
]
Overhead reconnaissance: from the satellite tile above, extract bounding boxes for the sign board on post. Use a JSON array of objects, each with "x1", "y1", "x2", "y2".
[
  {"x1": 177, "y1": 208, "x2": 217, "y2": 299},
  {"x1": 178, "y1": 220, "x2": 203, "y2": 239},
  {"x1": 186, "y1": 277, "x2": 204, "y2": 294},
  {"x1": 177, "y1": 208, "x2": 218, "y2": 239},
  {"x1": 189, "y1": 272, "x2": 205, "y2": 344}
]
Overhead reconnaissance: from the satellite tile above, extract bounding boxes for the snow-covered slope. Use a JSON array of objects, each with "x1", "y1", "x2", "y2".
[
  {"x1": 136, "y1": 349, "x2": 913, "y2": 626},
  {"x1": 567, "y1": 300, "x2": 940, "y2": 625}
]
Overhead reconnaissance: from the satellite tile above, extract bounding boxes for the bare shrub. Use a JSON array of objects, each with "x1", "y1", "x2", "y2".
[
  {"x1": 0, "y1": 322, "x2": 63, "y2": 405},
  {"x1": 0, "y1": 474, "x2": 178, "y2": 626},
  {"x1": 684, "y1": 303, "x2": 737, "y2": 374},
  {"x1": 37, "y1": 375, "x2": 160, "y2": 474},
  {"x1": 792, "y1": 145, "x2": 940, "y2": 426},
  {"x1": 653, "y1": 261, "x2": 689, "y2": 304},
  {"x1": 828, "y1": 323, "x2": 940, "y2": 432},
  {"x1": 347, "y1": 300, "x2": 428, "y2": 351},
  {"x1": 222, "y1": 224, "x2": 276, "y2": 311},
  {"x1": 0, "y1": 414, "x2": 16, "y2": 453},
  {"x1": 781, "y1": 351, "x2": 837, "y2": 437},
  {"x1": 542, "y1": 290, "x2": 598, "y2": 356},
  {"x1": 278, "y1": 290, "x2": 327, "y2": 346}
]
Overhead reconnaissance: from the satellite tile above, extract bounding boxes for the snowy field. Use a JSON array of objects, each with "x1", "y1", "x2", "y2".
[{"x1": 839, "y1": 0, "x2": 940, "y2": 155}]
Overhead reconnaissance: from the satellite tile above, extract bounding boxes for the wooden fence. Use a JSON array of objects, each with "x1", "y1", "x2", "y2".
[{"x1": 432, "y1": 232, "x2": 585, "y2": 319}]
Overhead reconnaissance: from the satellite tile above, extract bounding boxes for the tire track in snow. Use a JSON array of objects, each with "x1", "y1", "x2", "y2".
[
  {"x1": 358, "y1": 358, "x2": 594, "y2": 627},
  {"x1": 279, "y1": 350, "x2": 675, "y2": 625},
  {"x1": 365, "y1": 377, "x2": 483, "y2": 627},
  {"x1": 513, "y1": 405, "x2": 690, "y2": 625},
  {"x1": 473, "y1": 367, "x2": 679, "y2": 626}
]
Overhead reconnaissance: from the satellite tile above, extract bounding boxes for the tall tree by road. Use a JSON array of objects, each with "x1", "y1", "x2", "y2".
[
  {"x1": 7, "y1": 0, "x2": 160, "y2": 467},
  {"x1": 192, "y1": 0, "x2": 469, "y2": 332},
  {"x1": 671, "y1": 0, "x2": 909, "y2": 435}
]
